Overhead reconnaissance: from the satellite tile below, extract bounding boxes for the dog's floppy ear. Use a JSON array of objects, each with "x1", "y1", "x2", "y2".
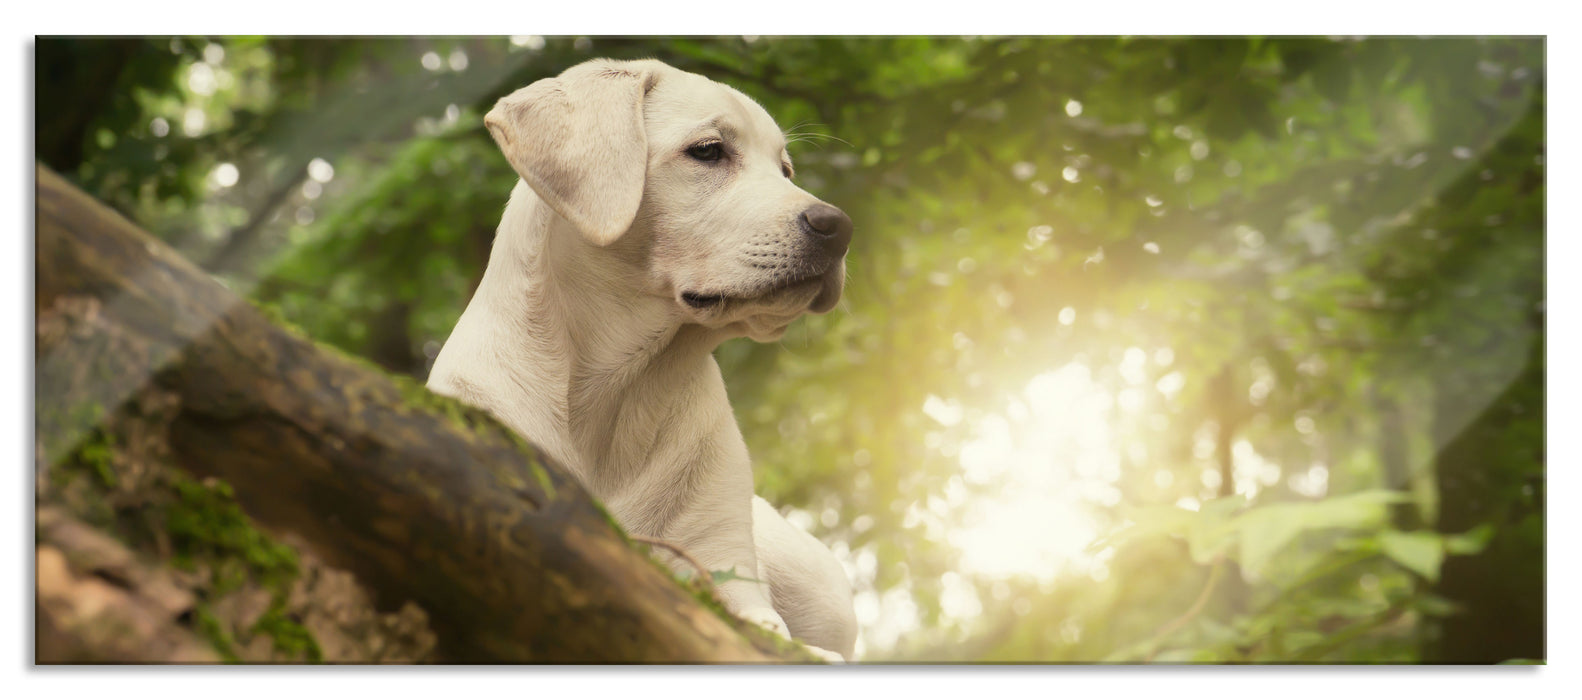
[{"x1": 485, "y1": 60, "x2": 658, "y2": 247}]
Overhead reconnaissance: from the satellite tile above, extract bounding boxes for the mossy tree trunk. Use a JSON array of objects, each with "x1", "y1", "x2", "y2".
[{"x1": 34, "y1": 162, "x2": 806, "y2": 663}]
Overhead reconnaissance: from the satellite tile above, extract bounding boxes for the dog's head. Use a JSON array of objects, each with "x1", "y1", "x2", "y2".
[{"x1": 485, "y1": 58, "x2": 851, "y2": 342}]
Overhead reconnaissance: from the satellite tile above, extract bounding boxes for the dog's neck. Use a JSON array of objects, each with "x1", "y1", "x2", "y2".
[{"x1": 467, "y1": 183, "x2": 727, "y2": 478}]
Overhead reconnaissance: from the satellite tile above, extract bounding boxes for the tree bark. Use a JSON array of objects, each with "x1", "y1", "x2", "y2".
[{"x1": 34, "y1": 162, "x2": 805, "y2": 663}]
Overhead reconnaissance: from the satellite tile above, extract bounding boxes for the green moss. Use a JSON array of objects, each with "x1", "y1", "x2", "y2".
[
  {"x1": 390, "y1": 373, "x2": 518, "y2": 442},
  {"x1": 251, "y1": 603, "x2": 324, "y2": 662},
  {"x1": 67, "y1": 400, "x2": 106, "y2": 431},
  {"x1": 44, "y1": 401, "x2": 109, "y2": 480},
  {"x1": 655, "y1": 557, "x2": 824, "y2": 663},
  {"x1": 165, "y1": 475, "x2": 300, "y2": 591},
  {"x1": 193, "y1": 604, "x2": 241, "y2": 663},
  {"x1": 165, "y1": 475, "x2": 329, "y2": 661},
  {"x1": 56, "y1": 426, "x2": 322, "y2": 663},
  {"x1": 157, "y1": 474, "x2": 323, "y2": 661},
  {"x1": 740, "y1": 616, "x2": 824, "y2": 662},
  {"x1": 248, "y1": 299, "x2": 309, "y2": 338},
  {"x1": 389, "y1": 372, "x2": 564, "y2": 503},
  {"x1": 164, "y1": 475, "x2": 326, "y2": 661},
  {"x1": 391, "y1": 373, "x2": 477, "y2": 430},
  {"x1": 75, "y1": 431, "x2": 118, "y2": 489},
  {"x1": 531, "y1": 463, "x2": 557, "y2": 501},
  {"x1": 253, "y1": 316, "x2": 562, "y2": 512},
  {"x1": 590, "y1": 495, "x2": 624, "y2": 537},
  {"x1": 52, "y1": 427, "x2": 123, "y2": 529}
]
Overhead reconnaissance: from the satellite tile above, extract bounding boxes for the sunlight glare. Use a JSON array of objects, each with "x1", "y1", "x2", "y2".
[
  {"x1": 950, "y1": 364, "x2": 1122, "y2": 582},
  {"x1": 1289, "y1": 463, "x2": 1330, "y2": 498}
]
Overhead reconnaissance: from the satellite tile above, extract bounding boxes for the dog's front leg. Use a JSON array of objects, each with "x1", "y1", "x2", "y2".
[
  {"x1": 696, "y1": 545, "x2": 848, "y2": 662},
  {"x1": 663, "y1": 491, "x2": 846, "y2": 663},
  {"x1": 643, "y1": 377, "x2": 843, "y2": 661},
  {"x1": 646, "y1": 439, "x2": 799, "y2": 643},
  {"x1": 668, "y1": 501, "x2": 788, "y2": 637}
]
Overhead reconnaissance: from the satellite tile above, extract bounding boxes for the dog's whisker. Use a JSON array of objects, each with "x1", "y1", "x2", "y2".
[
  {"x1": 785, "y1": 126, "x2": 852, "y2": 149},
  {"x1": 785, "y1": 125, "x2": 852, "y2": 149}
]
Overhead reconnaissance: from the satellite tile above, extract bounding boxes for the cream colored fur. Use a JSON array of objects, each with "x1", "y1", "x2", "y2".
[{"x1": 427, "y1": 58, "x2": 856, "y2": 661}]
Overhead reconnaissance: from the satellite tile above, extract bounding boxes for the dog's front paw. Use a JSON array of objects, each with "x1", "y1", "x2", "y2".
[
  {"x1": 738, "y1": 606, "x2": 791, "y2": 639},
  {"x1": 802, "y1": 644, "x2": 846, "y2": 664},
  {"x1": 736, "y1": 605, "x2": 845, "y2": 663}
]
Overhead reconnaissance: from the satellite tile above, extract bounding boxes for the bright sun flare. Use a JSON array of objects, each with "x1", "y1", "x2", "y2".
[
  {"x1": 853, "y1": 352, "x2": 1320, "y2": 654},
  {"x1": 933, "y1": 363, "x2": 1124, "y2": 582}
]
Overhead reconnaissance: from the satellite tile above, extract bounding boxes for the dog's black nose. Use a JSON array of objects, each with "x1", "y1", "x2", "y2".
[{"x1": 800, "y1": 203, "x2": 853, "y2": 257}]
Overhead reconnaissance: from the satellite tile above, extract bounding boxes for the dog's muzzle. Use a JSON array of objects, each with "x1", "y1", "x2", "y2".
[{"x1": 678, "y1": 203, "x2": 851, "y2": 315}]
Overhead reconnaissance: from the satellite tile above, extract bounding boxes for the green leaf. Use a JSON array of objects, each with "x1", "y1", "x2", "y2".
[
  {"x1": 1444, "y1": 523, "x2": 1496, "y2": 556},
  {"x1": 1188, "y1": 496, "x2": 1247, "y2": 564},
  {"x1": 1235, "y1": 507, "x2": 1306, "y2": 576},
  {"x1": 1413, "y1": 592, "x2": 1459, "y2": 617},
  {"x1": 1313, "y1": 61, "x2": 1354, "y2": 103},
  {"x1": 1294, "y1": 490, "x2": 1410, "y2": 531},
  {"x1": 1088, "y1": 503, "x2": 1198, "y2": 553},
  {"x1": 1379, "y1": 530, "x2": 1444, "y2": 581}
]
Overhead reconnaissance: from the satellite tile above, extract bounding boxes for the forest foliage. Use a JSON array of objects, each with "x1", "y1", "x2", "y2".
[{"x1": 36, "y1": 35, "x2": 1545, "y2": 662}]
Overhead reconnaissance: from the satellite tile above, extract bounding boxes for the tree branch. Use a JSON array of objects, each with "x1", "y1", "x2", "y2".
[{"x1": 34, "y1": 162, "x2": 815, "y2": 663}]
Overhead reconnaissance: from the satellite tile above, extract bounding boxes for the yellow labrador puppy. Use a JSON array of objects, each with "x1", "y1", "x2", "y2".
[{"x1": 427, "y1": 58, "x2": 857, "y2": 661}]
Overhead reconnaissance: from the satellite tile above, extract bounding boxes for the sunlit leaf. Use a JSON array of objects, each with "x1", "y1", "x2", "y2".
[
  {"x1": 1444, "y1": 523, "x2": 1496, "y2": 556},
  {"x1": 1378, "y1": 530, "x2": 1444, "y2": 582},
  {"x1": 1187, "y1": 496, "x2": 1247, "y2": 564},
  {"x1": 1235, "y1": 507, "x2": 1307, "y2": 576}
]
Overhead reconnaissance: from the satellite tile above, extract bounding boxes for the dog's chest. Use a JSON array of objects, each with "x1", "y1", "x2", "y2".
[{"x1": 557, "y1": 359, "x2": 746, "y2": 536}]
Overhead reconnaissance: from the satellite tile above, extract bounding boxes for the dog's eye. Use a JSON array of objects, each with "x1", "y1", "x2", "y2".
[{"x1": 686, "y1": 142, "x2": 725, "y2": 162}]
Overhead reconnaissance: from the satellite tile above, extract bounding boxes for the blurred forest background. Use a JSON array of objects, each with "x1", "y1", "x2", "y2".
[{"x1": 36, "y1": 36, "x2": 1544, "y2": 663}]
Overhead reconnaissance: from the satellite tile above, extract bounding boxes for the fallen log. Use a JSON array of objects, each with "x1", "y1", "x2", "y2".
[{"x1": 34, "y1": 162, "x2": 807, "y2": 663}]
